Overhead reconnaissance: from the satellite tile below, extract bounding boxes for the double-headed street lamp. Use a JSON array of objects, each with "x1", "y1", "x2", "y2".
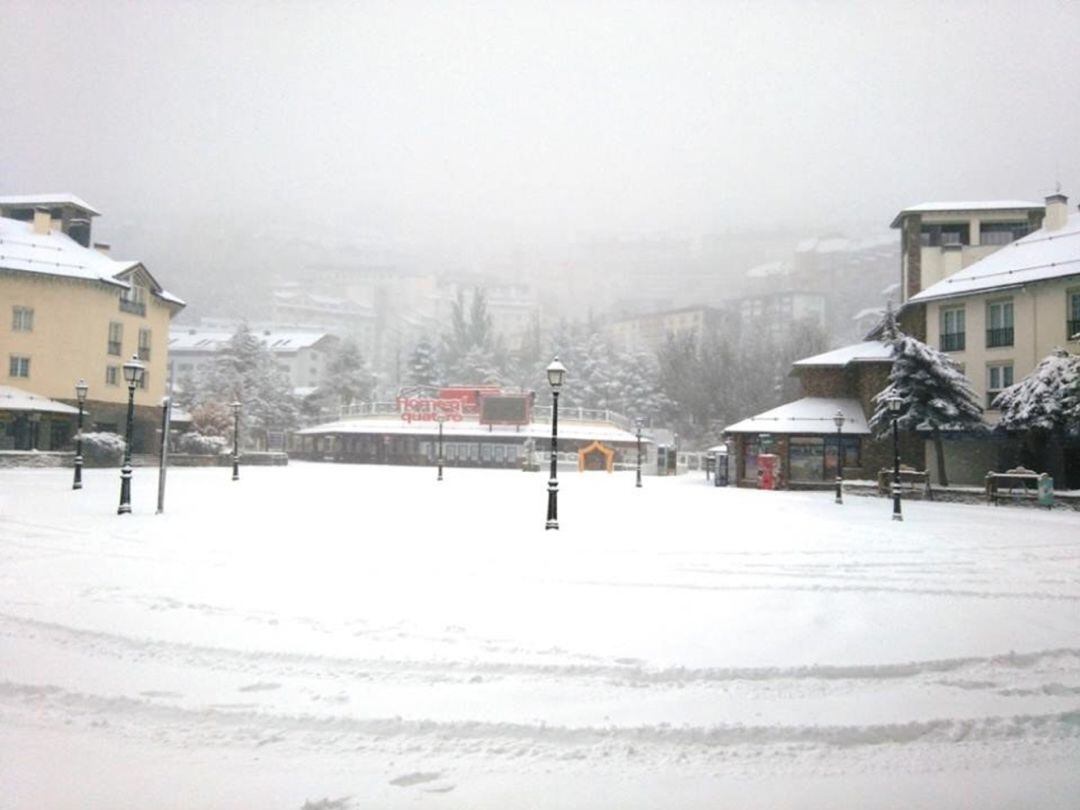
[
  {"x1": 635, "y1": 417, "x2": 644, "y2": 488},
  {"x1": 545, "y1": 356, "x2": 567, "y2": 530},
  {"x1": 833, "y1": 410, "x2": 846, "y2": 504},
  {"x1": 231, "y1": 401, "x2": 241, "y2": 481},
  {"x1": 435, "y1": 412, "x2": 446, "y2": 481},
  {"x1": 117, "y1": 356, "x2": 145, "y2": 515},
  {"x1": 889, "y1": 395, "x2": 903, "y2": 522},
  {"x1": 73, "y1": 379, "x2": 88, "y2": 490}
]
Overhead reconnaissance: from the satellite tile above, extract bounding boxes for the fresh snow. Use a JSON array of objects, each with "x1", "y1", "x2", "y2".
[
  {"x1": 2, "y1": 463, "x2": 1080, "y2": 809},
  {"x1": 724, "y1": 396, "x2": 871, "y2": 434}
]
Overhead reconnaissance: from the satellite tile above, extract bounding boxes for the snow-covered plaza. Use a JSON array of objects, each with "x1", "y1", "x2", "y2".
[{"x1": 2, "y1": 462, "x2": 1080, "y2": 809}]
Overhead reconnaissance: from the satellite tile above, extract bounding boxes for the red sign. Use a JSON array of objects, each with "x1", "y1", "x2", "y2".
[{"x1": 397, "y1": 397, "x2": 465, "y2": 423}]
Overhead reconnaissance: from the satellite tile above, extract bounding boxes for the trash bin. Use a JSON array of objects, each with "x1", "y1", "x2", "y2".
[{"x1": 1038, "y1": 475, "x2": 1054, "y2": 508}]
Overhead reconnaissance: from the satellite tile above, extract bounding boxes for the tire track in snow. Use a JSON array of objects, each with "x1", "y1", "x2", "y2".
[
  {"x1": 2, "y1": 680, "x2": 1080, "y2": 753},
  {"x1": 3, "y1": 612, "x2": 1079, "y2": 686}
]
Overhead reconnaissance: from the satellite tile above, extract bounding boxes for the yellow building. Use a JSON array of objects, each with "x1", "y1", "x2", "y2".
[{"x1": 0, "y1": 194, "x2": 185, "y2": 451}]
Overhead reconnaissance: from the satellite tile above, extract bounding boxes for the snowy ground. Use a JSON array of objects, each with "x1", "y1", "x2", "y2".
[{"x1": 2, "y1": 462, "x2": 1079, "y2": 809}]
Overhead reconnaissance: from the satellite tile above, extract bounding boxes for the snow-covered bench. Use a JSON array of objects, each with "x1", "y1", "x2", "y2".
[
  {"x1": 985, "y1": 467, "x2": 1048, "y2": 506},
  {"x1": 877, "y1": 466, "x2": 932, "y2": 499}
]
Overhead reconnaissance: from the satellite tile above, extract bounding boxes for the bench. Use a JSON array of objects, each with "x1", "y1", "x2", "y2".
[
  {"x1": 986, "y1": 467, "x2": 1050, "y2": 506},
  {"x1": 877, "y1": 467, "x2": 932, "y2": 500}
]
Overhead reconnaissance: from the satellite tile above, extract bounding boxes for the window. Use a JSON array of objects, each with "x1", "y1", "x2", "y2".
[
  {"x1": 119, "y1": 284, "x2": 147, "y2": 316},
  {"x1": 12, "y1": 306, "x2": 33, "y2": 331},
  {"x1": 137, "y1": 370, "x2": 149, "y2": 390},
  {"x1": 1068, "y1": 291, "x2": 1080, "y2": 341},
  {"x1": 9, "y1": 356, "x2": 30, "y2": 378},
  {"x1": 980, "y1": 221, "x2": 1030, "y2": 246},
  {"x1": 986, "y1": 300, "x2": 1014, "y2": 347},
  {"x1": 108, "y1": 322, "x2": 123, "y2": 356},
  {"x1": 138, "y1": 328, "x2": 151, "y2": 361},
  {"x1": 940, "y1": 307, "x2": 966, "y2": 352},
  {"x1": 920, "y1": 223, "x2": 970, "y2": 247},
  {"x1": 987, "y1": 362, "x2": 1014, "y2": 409},
  {"x1": 106, "y1": 366, "x2": 119, "y2": 386}
]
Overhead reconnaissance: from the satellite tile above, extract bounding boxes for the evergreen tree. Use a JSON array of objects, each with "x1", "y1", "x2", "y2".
[
  {"x1": 869, "y1": 309, "x2": 983, "y2": 486},
  {"x1": 308, "y1": 337, "x2": 375, "y2": 415},
  {"x1": 993, "y1": 347, "x2": 1079, "y2": 481},
  {"x1": 178, "y1": 323, "x2": 299, "y2": 449},
  {"x1": 407, "y1": 336, "x2": 441, "y2": 388},
  {"x1": 441, "y1": 286, "x2": 503, "y2": 383}
]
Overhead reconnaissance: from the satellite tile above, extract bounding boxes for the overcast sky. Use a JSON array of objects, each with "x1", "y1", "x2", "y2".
[{"x1": 2, "y1": 0, "x2": 1079, "y2": 271}]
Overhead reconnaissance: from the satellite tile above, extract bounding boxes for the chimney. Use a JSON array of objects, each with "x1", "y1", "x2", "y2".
[
  {"x1": 68, "y1": 216, "x2": 92, "y2": 247},
  {"x1": 32, "y1": 207, "x2": 52, "y2": 235},
  {"x1": 1045, "y1": 192, "x2": 1069, "y2": 231},
  {"x1": 93, "y1": 242, "x2": 111, "y2": 255}
]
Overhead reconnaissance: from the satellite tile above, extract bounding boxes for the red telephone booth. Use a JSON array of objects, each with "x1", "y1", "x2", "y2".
[{"x1": 758, "y1": 453, "x2": 780, "y2": 490}]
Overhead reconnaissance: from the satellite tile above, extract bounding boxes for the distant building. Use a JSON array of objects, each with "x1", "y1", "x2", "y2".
[
  {"x1": 168, "y1": 327, "x2": 339, "y2": 396},
  {"x1": 0, "y1": 194, "x2": 185, "y2": 451},
  {"x1": 606, "y1": 306, "x2": 724, "y2": 355},
  {"x1": 722, "y1": 290, "x2": 826, "y2": 343}
]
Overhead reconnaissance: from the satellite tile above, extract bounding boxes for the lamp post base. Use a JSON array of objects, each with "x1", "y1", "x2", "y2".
[
  {"x1": 835, "y1": 475, "x2": 843, "y2": 505},
  {"x1": 73, "y1": 455, "x2": 83, "y2": 491},
  {"x1": 892, "y1": 512, "x2": 904, "y2": 522},
  {"x1": 545, "y1": 480, "x2": 558, "y2": 530},
  {"x1": 118, "y1": 465, "x2": 133, "y2": 515},
  {"x1": 232, "y1": 455, "x2": 239, "y2": 481}
]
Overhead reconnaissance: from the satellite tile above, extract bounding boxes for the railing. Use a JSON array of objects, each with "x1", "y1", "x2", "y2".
[
  {"x1": 1068, "y1": 319, "x2": 1080, "y2": 341},
  {"x1": 107, "y1": 341, "x2": 121, "y2": 356},
  {"x1": 138, "y1": 347, "x2": 151, "y2": 361},
  {"x1": 119, "y1": 299, "x2": 146, "y2": 316},
  {"x1": 337, "y1": 401, "x2": 636, "y2": 431},
  {"x1": 940, "y1": 332, "x2": 965, "y2": 352},
  {"x1": 986, "y1": 327, "x2": 1013, "y2": 348}
]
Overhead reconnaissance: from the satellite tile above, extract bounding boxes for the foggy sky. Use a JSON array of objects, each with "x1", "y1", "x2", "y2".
[{"x1": 2, "y1": 0, "x2": 1079, "y2": 278}]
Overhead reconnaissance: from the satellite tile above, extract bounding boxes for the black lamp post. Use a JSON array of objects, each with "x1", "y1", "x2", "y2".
[
  {"x1": 635, "y1": 417, "x2": 644, "y2": 488},
  {"x1": 436, "y1": 412, "x2": 445, "y2": 481},
  {"x1": 889, "y1": 395, "x2": 903, "y2": 522},
  {"x1": 231, "y1": 401, "x2": 241, "y2": 481},
  {"x1": 73, "y1": 378, "x2": 88, "y2": 490},
  {"x1": 833, "y1": 410, "x2": 846, "y2": 505},
  {"x1": 117, "y1": 355, "x2": 145, "y2": 515},
  {"x1": 545, "y1": 356, "x2": 567, "y2": 530}
]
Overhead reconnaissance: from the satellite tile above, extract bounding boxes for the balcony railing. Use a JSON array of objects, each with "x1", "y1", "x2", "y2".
[
  {"x1": 986, "y1": 327, "x2": 1014, "y2": 348},
  {"x1": 107, "y1": 341, "x2": 121, "y2": 356},
  {"x1": 337, "y1": 401, "x2": 635, "y2": 432},
  {"x1": 119, "y1": 298, "x2": 146, "y2": 316},
  {"x1": 940, "y1": 332, "x2": 965, "y2": 352},
  {"x1": 138, "y1": 347, "x2": 151, "y2": 361},
  {"x1": 1068, "y1": 319, "x2": 1080, "y2": 341}
]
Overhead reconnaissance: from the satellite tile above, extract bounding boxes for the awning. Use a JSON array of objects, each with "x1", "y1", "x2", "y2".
[{"x1": 0, "y1": 385, "x2": 80, "y2": 415}]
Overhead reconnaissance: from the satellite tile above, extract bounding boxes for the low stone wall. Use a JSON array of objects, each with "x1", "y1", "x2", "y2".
[
  {"x1": 0, "y1": 451, "x2": 72, "y2": 468},
  {"x1": 845, "y1": 480, "x2": 1080, "y2": 511},
  {"x1": 0, "y1": 451, "x2": 288, "y2": 469}
]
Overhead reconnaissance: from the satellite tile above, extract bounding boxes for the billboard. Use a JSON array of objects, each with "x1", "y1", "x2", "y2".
[{"x1": 479, "y1": 394, "x2": 532, "y2": 426}]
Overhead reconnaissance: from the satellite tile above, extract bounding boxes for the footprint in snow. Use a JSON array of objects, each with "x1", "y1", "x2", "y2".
[
  {"x1": 238, "y1": 682, "x2": 281, "y2": 692},
  {"x1": 389, "y1": 771, "x2": 444, "y2": 788}
]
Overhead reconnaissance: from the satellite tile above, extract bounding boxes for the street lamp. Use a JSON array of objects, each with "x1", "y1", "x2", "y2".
[
  {"x1": 73, "y1": 379, "x2": 88, "y2": 490},
  {"x1": 545, "y1": 356, "x2": 567, "y2": 530},
  {"x1": 117, "y1": 355, "x2": 145, "y2": 515},
  {"x1": 833, "y1": 410, "x2": 846, "y2": 504},
  {"x1": 435, "y1": 412, "x2": 445, "y2": 481},
  {"x1": 889, "y1": 395, "x2": 903, "y2": 522},
  {"x1": 635, "y1": 417, "x2": 644, "y2": 489},
  {"x1": 231, "y1": 401, "x2": 241, "y2": 481}
]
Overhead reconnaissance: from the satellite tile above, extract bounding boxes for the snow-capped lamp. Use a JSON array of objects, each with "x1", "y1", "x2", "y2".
[
  {"x1": 73, "y1": 378, "x2": 89, "y2": 491},
  {"x1": 545, "y1": 356, "x2": 567, "y2": 531},
  {"x1": 231, "y1": 401, "x2": 242, "y2": 482},
  {"x1": 833, "y1": 410, "x2": 846, "y2": 505},
  {"x1": 887, "y1": 395, "x2": 904, "y2": 522},
  {"x1": 118, "y1": 355, "x2": 146, "y2": 516},
  {"x1": 546, "y1": 356, "x2": 567, "y2": 390}
]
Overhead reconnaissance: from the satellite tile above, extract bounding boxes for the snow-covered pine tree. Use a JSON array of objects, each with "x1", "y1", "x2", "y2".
[
  {"x1": 407, "y1": 337, "x2": 441, "y2": 388},
  {"x1": 869, "y1": 309, "x2": 983, "y2": 487},
  {"x1": 993, "y1": 347, "x2": 1079, "y2": 481}
]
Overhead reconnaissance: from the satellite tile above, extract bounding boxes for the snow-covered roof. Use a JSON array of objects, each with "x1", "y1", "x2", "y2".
[
  {"x1": 0, "y1": 193, "x2": 101, "y2": 216},
  {"x1": 792, "y1": 341, "x2": 893, "y2": 369},
  {"x1": 724, "y1": 397, "x2": 870, "y2": 435},
  {"x1": 298, "y1": 417, "x2": 645, "y2": 445},
  {"x1": 745, "y1": 260, "x2": 790, "y2": 278},
  {"x1": 0, "y1": 215, "x2": 184, "y2": 307},
  {"x1": 908, "y1": 211, "x2": 1080, "y2": 304},
  {"x1": 169, "y1": 328, "x2": 335, "y2": 354},
  {"x1": 890, "y1": 200, "x2": 1042, "y2": 228},
  {"x1": 0, "y1": 385, "x2": 79, "y2": 415}
]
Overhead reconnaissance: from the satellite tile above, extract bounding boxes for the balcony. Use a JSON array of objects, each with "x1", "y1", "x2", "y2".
[
  {"x1": 1068, "y1": 319, "x2": 1080, "y2": 341},
  {"x1": 940, "y1": 332, "x2": 965, "y2": 352},
  {"x1": 119, "y1": 298, "x2": 146, "y2": 316},
  {"x1": 986, "y1": 327, "x2": 1013, "y2": 348}
]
